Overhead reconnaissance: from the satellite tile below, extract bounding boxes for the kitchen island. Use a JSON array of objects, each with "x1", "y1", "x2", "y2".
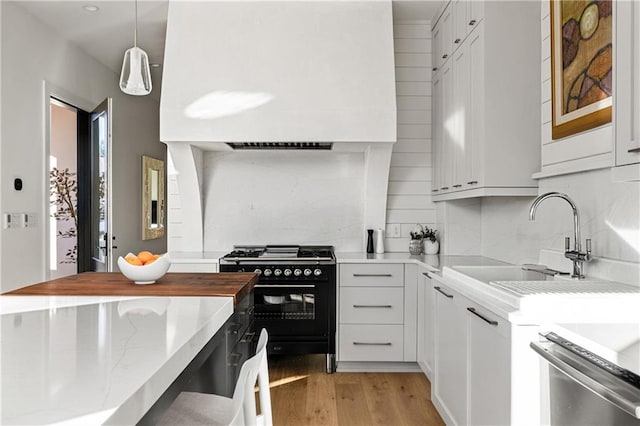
[{"x1": 0, "y1": 272, "x2": 256, "y2": 425}]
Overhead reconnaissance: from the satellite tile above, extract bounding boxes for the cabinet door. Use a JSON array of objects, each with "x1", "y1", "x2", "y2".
[
  {"x1": 432, "y1": 23, "x2": 442, "y2": 72},
  {"x1": 452, "y1": 40, "x2": 470, "y2": 191},
  {"x1": 417, "y1": 271, "x2": 426, "y2": 370},
  {"x1": 424, "y1": 272, "x2": 435, "y2": 376},
  {"x1": 432, "y1": 72, "x2": 442, "y2": 194},
  {"x1": 417, "y1": 270, "x2": 435, "y2": 377},
  {"x1": 439, "y1": 5, "x2": 453, "y2": 64},
  {"x1": 467, "y1": 303, "x2": 511, "y2": 426},
  {"x1": 615, "y1": 0, "x2": 640, "y2": 166},
  {"x1": 434, "y1": 283, "x2": 467, "y2": 425},
  {"x1": 468, "y1": 0, "x2": 484, "y2": 32},
  {"x1": 466, "y1": 22, "x2": 484, "y2": 188},
  {"x1": 452, "y1": 0, "x2": 467, "y2": 50},
  {"x1": 440, "y1": 61, "x2": 454, "y2": 191}
]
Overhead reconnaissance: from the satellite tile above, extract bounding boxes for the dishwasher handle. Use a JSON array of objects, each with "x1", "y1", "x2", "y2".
[{"x1": 531, "y1": 339, "x2": 640, "y2": 419}]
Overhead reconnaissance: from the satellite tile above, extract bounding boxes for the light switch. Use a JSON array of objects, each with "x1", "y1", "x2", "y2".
[{"x1": 387, "y1": 223, "x2": 402, "y2": 238}]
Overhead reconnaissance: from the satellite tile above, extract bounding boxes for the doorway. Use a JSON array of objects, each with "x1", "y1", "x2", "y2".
[{"x1": 48, "y1": 97, "x2": 112, "y2": 278}]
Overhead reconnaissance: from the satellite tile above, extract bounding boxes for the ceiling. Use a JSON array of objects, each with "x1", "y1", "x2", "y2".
[{"x1": 16, "y1": 0, "x2": 444, "y2": 93}]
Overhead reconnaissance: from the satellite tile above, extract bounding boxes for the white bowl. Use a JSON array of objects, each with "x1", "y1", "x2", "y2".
[{"x1": 117, "y1": 253, "x2": 171, "y2": 284}]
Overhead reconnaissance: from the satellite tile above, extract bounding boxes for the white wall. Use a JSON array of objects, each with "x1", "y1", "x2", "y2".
[
  {"x1": 1, "y1": 2, "x2": 166, "y2": 292},
  {"x1": 201, "y1": 151, "x2": 365, "y2": 251},
  {"x1": 385, "y1": 19, "x2": 435, "y2": 252},
  {"x1": 473, "y1": 2, "x2": 640, "y2": 269}
]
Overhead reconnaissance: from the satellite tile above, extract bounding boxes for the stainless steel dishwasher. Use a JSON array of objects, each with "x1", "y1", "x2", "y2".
[{"x1": 531, "y1": 331, "x2": 640, "y2": 426}]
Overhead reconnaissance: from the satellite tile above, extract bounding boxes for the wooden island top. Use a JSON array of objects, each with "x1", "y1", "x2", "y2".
[{"x1": 4, "y1": 272, "x2": 257, "y2": 306}]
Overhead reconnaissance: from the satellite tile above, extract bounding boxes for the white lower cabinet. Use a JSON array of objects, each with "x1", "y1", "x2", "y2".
[
  {"x1": 430, "y1": 279, "x2": 512, "y2": 426},
  {"x1": 467, "y1": 302, "x2": 511, "y2": 426},
  {"x1": 337, "y1": 263, "x2": 418, "y2": 365},
  {"x1": 433, "y1": 283, "x2": 468, "y2": 426},
  {"x1": 417, "y1": 269, "x2": 435, "y2": 378},
  {"x1": 338, "y1": 324, "x2": 404, "y2": 362}
]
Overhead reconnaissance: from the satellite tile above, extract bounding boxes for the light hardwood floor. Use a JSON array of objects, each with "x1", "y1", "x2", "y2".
[{"x1": 266, "y1": 355, "x2": 445, "y2": 426}]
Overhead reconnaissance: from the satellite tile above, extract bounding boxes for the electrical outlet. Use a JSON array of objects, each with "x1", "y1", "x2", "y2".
[
  {"x1": 387, "y1": 223, "x2": 402, "y2": 238},
  {"x1": 24, "y1": 213, "x2": 37, "y2": 228}
]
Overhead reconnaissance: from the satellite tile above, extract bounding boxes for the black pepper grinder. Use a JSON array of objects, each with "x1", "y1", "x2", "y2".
[{"x1": 366, "y1": 229, "x2": 375, "y2": 254}]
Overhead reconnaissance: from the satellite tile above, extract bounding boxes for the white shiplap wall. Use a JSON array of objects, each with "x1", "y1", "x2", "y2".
[{"x1": 385, "y1": 20, "x2": 434, "y2": 252}]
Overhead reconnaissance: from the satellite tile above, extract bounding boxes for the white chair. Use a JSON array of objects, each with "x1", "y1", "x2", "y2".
[{"x1": 159, "y1": 328, "x2": 273, "y2": 426}]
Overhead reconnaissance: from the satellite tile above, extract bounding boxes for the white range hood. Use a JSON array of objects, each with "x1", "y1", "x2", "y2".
[
  {"x1": 161, "y1": 0, "x2": 397, "y2": 253},
  {"x1": 160, "y1": 0, "x2": 397, "y2": 147}
]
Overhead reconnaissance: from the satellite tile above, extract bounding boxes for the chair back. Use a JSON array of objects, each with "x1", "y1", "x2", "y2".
[{"x1": 228, "y1": 329, "x2": 273, "y2": 426}]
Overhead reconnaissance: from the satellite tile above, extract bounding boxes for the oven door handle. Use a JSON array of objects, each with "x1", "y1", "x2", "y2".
[
  {"x1": 531, "y1": 340, "x2": 640, "y2": 419},
  {"x1": 254, "y1": 284, "x2": 316, "y2": 288}
]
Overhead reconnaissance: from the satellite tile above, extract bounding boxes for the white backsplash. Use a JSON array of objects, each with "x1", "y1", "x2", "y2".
[
  {"x1": 481, "y1": 168, "x2": 640, "y2": 267},
  {"x1": 202, "y1": 151, "x2": 365, "y2": 251}
]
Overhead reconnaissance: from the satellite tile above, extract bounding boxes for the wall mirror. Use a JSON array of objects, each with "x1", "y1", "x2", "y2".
[{"x1": 142, "y1": 155, "x2": 165, "y2": 240}]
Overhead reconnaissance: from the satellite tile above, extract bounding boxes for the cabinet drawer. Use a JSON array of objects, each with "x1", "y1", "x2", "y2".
[
  {"x1": 340, "y1": 287, "x2": 404, "y2": 324},
  {"x1": 168, "y1": 263, "x2": 218, "y2": 273},
  {"x1": 340, "y1": 264, "x2": 404, "y2": 287},
  {"x1": 339, "y1": 325, "x2": 404, "y2": 361}
]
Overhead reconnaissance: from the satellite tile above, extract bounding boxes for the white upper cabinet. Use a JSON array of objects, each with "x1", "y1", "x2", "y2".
[
  {"x1": 614, "y1": 0, "x2": 640, "y2": 176},
  {"x1": 431, "y1": 1, "x2": 541, "y2": 201}
]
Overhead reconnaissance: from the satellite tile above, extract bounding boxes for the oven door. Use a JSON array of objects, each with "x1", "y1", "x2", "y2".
[{"x1": 253, "y1": 282, "x2": 328, "y2": 338}]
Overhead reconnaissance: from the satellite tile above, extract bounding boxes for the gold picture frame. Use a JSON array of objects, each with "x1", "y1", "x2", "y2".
[
  {"x1": 142, "y1": 155, "x2": 165, "y2": 240},
  {"x1": 550, "y1": 0, "x2": 612, "y2": 140}
]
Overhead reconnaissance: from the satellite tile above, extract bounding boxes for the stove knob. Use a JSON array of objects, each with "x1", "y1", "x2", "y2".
[
  {"x1": 284, "y1": 269, "x2": 292, "y2": 277},
  {"x1": 314, "y1": 268, "x2": 322, "y2": 276},
  {"x1": 254, "y1": 269, "x2": 262, "y2": 275},
  {"x1": 274, "y1": 269, "x2": 282, "y2": 277},
  {"x1": 304, "y1": 268, "x2": 312, "y2": 277},
  {"x1": 263, "y1": 269, "x2": 272, "y2": 277},
  {"x1": 294, "y1": 269, "x2": 302, "y2": 276}
]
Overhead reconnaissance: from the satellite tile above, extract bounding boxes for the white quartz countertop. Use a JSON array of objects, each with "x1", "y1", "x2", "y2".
[
  {"x1": 0, "y1": 295, "x2": 234, "y2": 425},
  {"x1": 335, "y1": 252, "x2": 510, "y2": 271}
]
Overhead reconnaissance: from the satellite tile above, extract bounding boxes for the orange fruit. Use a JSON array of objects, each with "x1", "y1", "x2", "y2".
[
  {"x1": 144, "y1": 255, "x2": 160, "y2": 265},
  {"x1": 125, "y1": 255, "x2": 143, "y2": 266},
  {"x1": 137, "y1": 251, "x2": 154, "y2": 264}
]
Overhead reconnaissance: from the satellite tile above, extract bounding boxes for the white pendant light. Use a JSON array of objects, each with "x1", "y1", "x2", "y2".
[{"x1": 119, "y1": 0, "x2": 152, "y2": 95}]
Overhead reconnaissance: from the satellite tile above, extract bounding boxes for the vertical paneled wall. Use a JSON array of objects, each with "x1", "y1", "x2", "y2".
[{"x1": 385, "y1": 20, "x2": 435, "y2": 252}]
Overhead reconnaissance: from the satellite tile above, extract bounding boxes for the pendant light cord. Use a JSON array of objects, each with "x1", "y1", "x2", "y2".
[{"x1": 134, "y1": 0, "x2": 138, "y2": 47}]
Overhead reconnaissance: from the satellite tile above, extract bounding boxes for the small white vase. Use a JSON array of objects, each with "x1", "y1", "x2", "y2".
[{"x1": 424, "y1": 240, "x2": 439, "y2": 255}]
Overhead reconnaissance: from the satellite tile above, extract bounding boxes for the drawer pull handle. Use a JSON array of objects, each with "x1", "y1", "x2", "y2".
[
  {"x1": 441, "y1": 186, "x2": 449, "y2": 190},
  {"x1": 432, "y1": 189, "x2": 439, "y2": 192},
  {"x1": 467, "y1": 307, "x2": 498, "y2": 326},
  {"x1": 353, "y1": 342, "x2": 392, "y2": 346},
  {"x1": 469, "y1": 19, "x2": 477, "y2": 25},
  {"x1": 453, "y1": 184, "x2": 462, "y2": 188},
  {"x1": 628, "y1": 146, "x2": 640, "y2": 153},
  {"x1": 434, "y1": 286, "x2": 454, "y2": 298},
  {"x1": 432, "y1": 67, "x2": 438, "y2": 71},
  {"x1": 467, "y1": 180, "x2": 478, "y2": 185},
  {"x1": 454, "y1": 38, "x2": 461, "y2": 44},
  {"x1": 352, "y1": 274, "x2": 393, "y2": 277},
  {"x1": 442, "y1": 54, "x2": 448, "y2": 59},
  {"x1": 422, "y1": 272, "x2": 432, "y2": 278},
  {"x1": 353, "y1": 304, "x2": 393, "y2": 308}
]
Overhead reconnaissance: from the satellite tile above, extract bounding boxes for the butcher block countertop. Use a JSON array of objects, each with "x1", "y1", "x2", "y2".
[{"x1": 4, "y1": 272, "x2": 257, "y2": 306}]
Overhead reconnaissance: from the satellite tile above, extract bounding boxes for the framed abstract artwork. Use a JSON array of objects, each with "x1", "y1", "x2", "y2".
[{"x1": 550, "y1": 0, "x2": 612, "y2": 140}]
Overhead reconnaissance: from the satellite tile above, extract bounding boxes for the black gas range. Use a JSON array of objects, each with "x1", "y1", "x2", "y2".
[{"x1": 219, "y1": 245, "x2": 336, "y2": 373}]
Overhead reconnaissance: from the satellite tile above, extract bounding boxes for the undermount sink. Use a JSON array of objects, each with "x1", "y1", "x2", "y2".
[
  {"x1": 448, "y1": 265, "x2": 556, "y2": 284},
  {"x1": 443, "y1": 265, "x2": 640, "y2": 310}
]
